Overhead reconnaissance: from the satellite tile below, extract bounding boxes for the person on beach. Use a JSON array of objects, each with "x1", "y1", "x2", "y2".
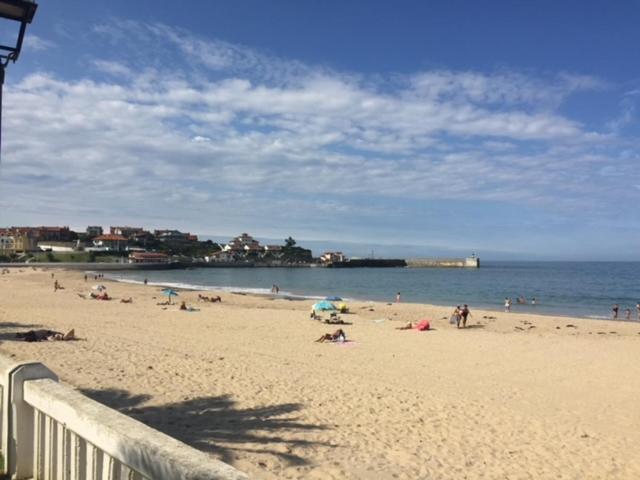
[
  {"x1": 84, "y1": 274, "x2": 87, "y2": 282},
  {"x1": 315, "y1": 329, "x2": 347, "y2": 343},
  {"x1": 271, "y1": 284, "x2": 279, "y2": 294},
  {"x1": 531, "y1": 297, "x2": 536, "y2": 305},
  {"x1": 460, "y1": 304, "x2": 471, "y2": 328},
  {"x1": 637, "y1": 302, "x2": 640, "y2": 321},
  {"x1": 396, "y1": 322, "x2": 414, "y2": 330},
  {"x1": 16, "y1": 329, "x2": 76, "y2": 342},
  {"x1": 624, "y1": 308, "x2": 631, "y2": 320},
  {"x1": 451, "y1": 306, "x2": 462, "y2": 328},
  {"x1": 179, "y1": 301, "x2": 198, "y2": 312},
  {"x1": 504, "y1": 298, "x2": 511, "y2": 312},
  {"x1": 396, "y1": 292, "x2": 401, "y2": 303},
  {"x1": 612, "y1": 304, "x2": 619, "y2": 319},
  {"x1": 517, "y1": 296, "x2": 526, "y2": 304},
  {"x1": 144, "y1": 278, "x2": 148, "y2": 285}
]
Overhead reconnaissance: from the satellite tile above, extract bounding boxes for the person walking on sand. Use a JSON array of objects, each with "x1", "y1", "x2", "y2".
[
  {"x1": 144, "y1": 278, "x2": 148, "y2": 285},
  {"x1": 396, "y1": 292, "x2": 401, "y2": 303},
  {"x1": 636, "y1": 302, "x2": 640, "y2": 321},
  {"x1": 504, "y1": 297, "x2": 511, "y2": 312},
  {"x1": 612, "y1": 304, "x2": 619, "y2": 319},
  {"x1": 625, "y1": 308, "x2": 631, "y2": 320},
  {"x1": 451, "y1": 306, "x2": 462, "y2": 328},
  {"x1": 461, "y1": 304, "x2": 472, "y2": 328}
]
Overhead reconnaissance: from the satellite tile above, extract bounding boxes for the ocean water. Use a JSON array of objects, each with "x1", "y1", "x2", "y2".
[{"x1": 107, "y1": 262, "x2": 640, "y2": 320}]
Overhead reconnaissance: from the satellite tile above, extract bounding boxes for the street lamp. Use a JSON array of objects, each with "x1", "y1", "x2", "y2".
[{"x1": 0, "y1": 0, "x2": 37, "y2": 161}]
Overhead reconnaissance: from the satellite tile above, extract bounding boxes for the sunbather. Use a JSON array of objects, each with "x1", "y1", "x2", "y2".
[
  {"x1": 396, "y1": 322, "x2": 414, "y2": 330},
  {"x1": 315, "y1": 329, "x2": 347, "y2": 343},
  {"x1": 180, "y1": 301, "x2": 199, "y2": 312},
  {"x1": 16, "y1": 329, "x2": 76, "y2": 342}
]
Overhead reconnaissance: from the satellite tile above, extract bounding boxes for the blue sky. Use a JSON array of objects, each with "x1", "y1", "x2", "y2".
[{"x1": 0, "y1": 1, "x2": 639, "y2": 259}]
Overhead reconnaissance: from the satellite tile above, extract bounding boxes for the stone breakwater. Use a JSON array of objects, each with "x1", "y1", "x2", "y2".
[{"x1": 406, "y1": 257, "x2": 480, "y2": 268}]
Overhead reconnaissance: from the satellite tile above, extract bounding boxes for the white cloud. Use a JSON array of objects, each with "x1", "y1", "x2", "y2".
[
  {"x1": 23, "y1": 35, "x2": 56, "y2": 52},
  {"x1": 0, "y1": 20, "x2": 637, "y2": 240}
]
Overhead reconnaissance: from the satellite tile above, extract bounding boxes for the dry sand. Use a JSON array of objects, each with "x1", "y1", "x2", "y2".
[{"x1": 1, "y1": 268, "x2": 640, "y2": 479}]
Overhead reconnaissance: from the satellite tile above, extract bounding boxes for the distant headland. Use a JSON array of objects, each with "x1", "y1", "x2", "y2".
[{"x1": 0, "y1": 225, "x2": 479, "y2": 269}]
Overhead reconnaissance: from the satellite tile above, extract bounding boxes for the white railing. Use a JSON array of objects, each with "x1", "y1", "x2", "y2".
[{"x1": 0, "y1": 356, "x2": 249, "y2": 480}]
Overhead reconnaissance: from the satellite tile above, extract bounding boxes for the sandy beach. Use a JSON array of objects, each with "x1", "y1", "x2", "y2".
[{"x1": 1, "y1": 268, "x2": 639, "y2": 479}]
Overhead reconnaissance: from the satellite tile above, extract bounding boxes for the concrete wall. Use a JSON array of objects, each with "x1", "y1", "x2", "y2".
[
  {"x1": 0, "y1": 356, "x2": 249, "y2": 480},
  {"x1": 406, "y1": 257, "x2": 480, "y2": 268}
]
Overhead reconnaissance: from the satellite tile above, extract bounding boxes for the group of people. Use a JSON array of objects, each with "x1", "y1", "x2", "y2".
[
  {"x1": 504, "y1": 296, "x2": 536, "y2": 312},
  {"x1": 450, "y1": 304, "x2": 472, "y2": 328},
  {"x1": 90, "y1": 291, "x2": 110, "y2": 300},
  {"x1": 612, "y1": 303, "x2": 640, "y2": 320},
  {"x1": 198, "y1": 294, "x2": 222, "y2": 303},
  {"x1": 84, "y1": 273, "x2": 105, "y2": 282}
]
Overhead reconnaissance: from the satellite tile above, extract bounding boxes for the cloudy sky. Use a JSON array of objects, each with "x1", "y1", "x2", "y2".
[{"x1": 0, "y1": 0, "x2": 638, "y2": 259}]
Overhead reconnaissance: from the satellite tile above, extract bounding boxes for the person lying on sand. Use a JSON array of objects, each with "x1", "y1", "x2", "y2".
[
  {"x1": 396, "y1": 322, "x2": 414, "y2": 330},
  {"x1": 198, "y1": 294, "x2": 222, "y2": 303},
  {"x1": 324, "y1": 316, "x2": 350, "y2": 325},
  {"x1": 16, "y1": 329, "x2": 76, "y2": 342},
  {"x1": 315, "y1": 329, "x2": 347, "y2": 343}
]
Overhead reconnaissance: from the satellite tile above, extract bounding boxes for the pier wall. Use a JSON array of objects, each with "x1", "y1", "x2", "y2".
[{"x1": 406, "y1": 257, "x2": 480, "y2": 268}]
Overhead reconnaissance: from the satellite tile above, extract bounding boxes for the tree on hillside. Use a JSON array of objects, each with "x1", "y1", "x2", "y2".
[{"x1": 284, "y1": 236, "x2": 296, "y2": 248}]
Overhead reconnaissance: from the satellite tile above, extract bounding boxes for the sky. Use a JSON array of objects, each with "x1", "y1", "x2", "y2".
[{"x1": 0, "y1": 0, "x2": 639, "y2": 260}]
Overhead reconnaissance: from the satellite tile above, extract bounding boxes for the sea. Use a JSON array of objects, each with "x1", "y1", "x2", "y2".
[{"x1": 106, "y1": 262, "x2": 640, "y2": 320}]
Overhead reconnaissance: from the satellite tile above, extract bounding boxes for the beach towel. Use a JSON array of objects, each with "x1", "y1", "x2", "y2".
[{"x1": 415, "y1": 319, "x2": 430, "y2": 331}]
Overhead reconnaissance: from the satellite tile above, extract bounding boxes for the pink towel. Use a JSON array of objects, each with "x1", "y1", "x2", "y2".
[{"x1": 414, "y1": 320, "x2": 430, "y2": 331}]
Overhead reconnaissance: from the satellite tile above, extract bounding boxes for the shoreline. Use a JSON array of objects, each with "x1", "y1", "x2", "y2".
[
  {"x1": 102, "y1": 272, "x2": 637, "y2": 323},
  {"x1": 4, "y1": 262, "x2": 636, "y2": 320}
]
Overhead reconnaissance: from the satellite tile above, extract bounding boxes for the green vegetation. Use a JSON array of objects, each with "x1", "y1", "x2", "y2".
[{"x1": 282, "y1": 237, "x2": 313, "y2": 262}]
